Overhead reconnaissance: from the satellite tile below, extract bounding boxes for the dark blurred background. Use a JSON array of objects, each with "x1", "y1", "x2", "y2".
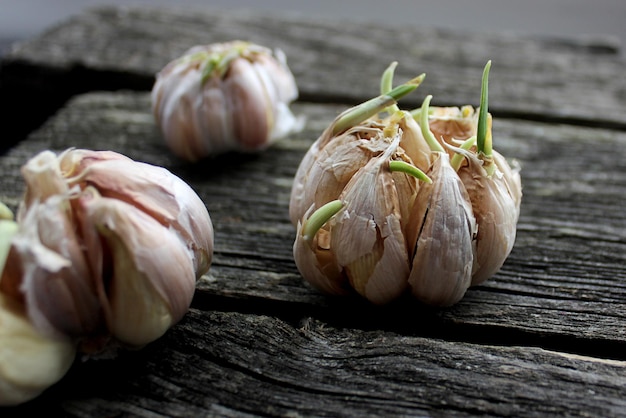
[{"x1": 1, "y1": 0, "x2": 625, "y2": 58}]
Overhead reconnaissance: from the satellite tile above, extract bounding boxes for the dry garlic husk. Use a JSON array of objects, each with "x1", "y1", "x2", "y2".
[
  {"x1": 1, "y1": 148, "x2": 214, "y2": 348},
  {"x1": 457, "y1": 150, "x2": 519, "y2": 285},
  {"x1": 0, "y1": 293, "x2": 76, "y2": 406},
  {"x1": 294, "y1": 136, "x2": 418, "y2": 304},
  {"x1": 292, "y1": 77, "x2": 432, "y2": 304},
  {"x1": 289, "y1": 75, "x2": 429, "y2": 226},
  {"x1": 422, "y1": 62, "x2": 521, "y2": 286},
  {"x1": 152, "y1": 40, "x2": 303, "y2": 161},
  {"x1": 406, "y1": 151, "x2": 477, "y2": 306},
  {"x1": 291, "y1": 61, "x2": 521, "y2": 307}
]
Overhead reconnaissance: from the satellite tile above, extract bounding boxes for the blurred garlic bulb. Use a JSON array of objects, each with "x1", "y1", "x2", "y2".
[
  {"x1": 290, "y1": 61, "x2": 521, "y2": 307},
  {"x1": 0, "y1": 293, "x2": 76, "y2": 406},
  {"x1": 1, "y1": 148, "x2": 214, "y2": 348},
  {"x1": 0, "y1": 202, "x2": 17, "y2": 276},
  {"x1": 152, "y1": 40, "x2": 303, "y2": 160}
]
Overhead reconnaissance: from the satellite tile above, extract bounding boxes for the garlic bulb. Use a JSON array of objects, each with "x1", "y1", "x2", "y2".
[
  {"x1": 152, "y1": 40, "x2": 303, "y2": 160},
  {"x1": 292, "y1": 76, "x2": 432, "y2": 304},
  {"x1": 1, "y1": 148, "x2": 214, "y2": 348},
  {"x1": 289, "y1": 75, "x2": 427, "y2": 225},
  {"x1": 291, "y1": 62, "x2": 521, "y2": 306},
  {"x1": 0, "y1": 293, "x2": 76, "y2": 406}
]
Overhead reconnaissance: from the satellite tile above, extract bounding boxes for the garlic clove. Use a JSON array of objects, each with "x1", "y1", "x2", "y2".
[
  {"x1": 0, "y1": 293, "x2": 76, "y2": 406},
  {"x1": 18, "y1": 150, "x2": 71, "y2": 218},
  {"x1": 455, "y1": 60, "x2": 521, "y2": 284},
  {"x1": 224, "y1": 56, "x2": 273, "y2": 150},
  {"x1": 4, "y1": 195, "x2": 102, "y2": 338},
  {"x1": 395, "y1": 110, "x2": 432, "y2": 172},
  {"x1": 330, "y1": 136, "x2": 411, "y2": 304},
  {"x1": 289, "y1": 122, "x2": 392, "y2": 227},
  {"x1": 62, "y1": 151, "x2": 214, "y2": 277},
  {"x1": 407, "y1": 95, "x2": 476, "y2": 306},
  {"x1": 289, "y1": 79, "x2": 425, "y2": 226},
  {"x1": 407, "y1": 152, "x2": 476, "y2": 306},
  {"x1": 458, "y1": 152, "x2": 519, "y2": 284},
  {"x1": 293, "y1": 202, "x2": 349, "y2": 296},
  {"x1": 78, "y1": 188, "x2": 197, "y2": 347}
]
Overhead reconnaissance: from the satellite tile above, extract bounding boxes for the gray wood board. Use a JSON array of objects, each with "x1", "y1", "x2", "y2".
[
  {"x1": 1, "y1": 92, "x2": 624, "y2": 358},
  {"x1": 7, "y1": 310, "x2": 626, "y2": 417},
  {"x1": 2, "y1": 6, "x2": 626, "y2": 127}
]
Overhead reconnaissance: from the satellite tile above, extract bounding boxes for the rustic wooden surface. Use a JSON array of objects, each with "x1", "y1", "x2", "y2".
[{"x1": 1, "y1": 5, "x2": 625, "y2": 417}]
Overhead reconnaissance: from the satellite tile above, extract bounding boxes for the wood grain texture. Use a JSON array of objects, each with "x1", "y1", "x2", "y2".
[
  {"x1": 2, "y1": 5, "x2": 626, "y2": 128},
  {"x1": 1, "y1": 92, "x2": 624, "y2": 358},
  {"x1": 1, "y1": 6, "x2": 626, "y2": 416},
  {"x1": 5, "y1": 310, "x2": 626, "y2": 417}
]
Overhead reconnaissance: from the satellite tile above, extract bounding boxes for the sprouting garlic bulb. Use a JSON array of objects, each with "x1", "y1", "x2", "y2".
[
  {"x1": 1, "y1": 148, "x2": 214, "y2": 349},
  {"x1": 289, "y1": 75, "x2": 429, "y2": 226},
  {"x1": 291, "y1": 62, "x2": 521, "y2": 307},
  {"x1": 152, "y1": 40, "x2": 303, "y2": 161},
  {"x1": 0, "y1": 293, "x2": 76, "y2": 406}
]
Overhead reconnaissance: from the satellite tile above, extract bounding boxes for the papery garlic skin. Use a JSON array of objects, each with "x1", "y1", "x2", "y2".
[
  {"x1": 407, "y1": 153, "x2": 477, "y2": 306},
  {"x1": 289, "y1": 121, "x2": 391, "y2": 226},
  {"x1": 331, "y1": 137, "x2": 412, "y2": 304},
  {"x1": 289, "y1": 111, "x2": 427, "y2": 227},
  {"x1": 3, "y1": 148, "x2": 214, "y2": 350},
  {"x1": 292, "y1": 130, "x2": 424, "y2": 305},
  {"x1": 458, "y1": 153, "x2": 519, "y2": 285},
  {"x1": 78, "y1": 189, "x2": 197, "y2": 346},
  {"x1": 428, "y1": 105, "x2": 478, "y2": 147},
  {"x1": 0, "y1": 293, "x2": 76, "y2": 406},
  {"x1": 59, "y1": 150, "x2": 214, "y2": 276},
  {"x1": 493, "y1": 150, "x2": 523, "y2": 212},
  {"x1": 291, "y1": 62, "x2": 521, "y2": 307},
  {"x1": 5, "y1": 195, "x2": 102, "y2": 338},
  {"x1": 152, "y1": 40, "x2": 303, "y2": 160}
]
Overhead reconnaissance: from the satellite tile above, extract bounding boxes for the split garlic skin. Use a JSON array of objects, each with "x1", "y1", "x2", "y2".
[
  {"x1": 290, "y1": 62, "x2": 522, "y2": 307},
  {"x1": 5, "y1": 193, "x2": 101, "y2": 338},
  {"x1": 152, "y1": 40, "x2": 303, "y2": 160},
  {"x1": 0, "y1": 293, "x2": 76, "y2": 406},
  {"x1": 59, "y1": 150, "x2": 214, "y2": 276},
  {"x1": 407, "y1": 152, "x2": 477, "y2": 306},
  {"x1": 2, "y1": 148, "x2": 214, "y2": 348},
  {"x1": 331, "y1": 137, "x2": 412, "y2": 304},
  {"x1": 77, "y1": 188, "x2": 197, "y2": 346},
  {"x1": 289, "y1": 120, "x2": 395, "y2": 227}
]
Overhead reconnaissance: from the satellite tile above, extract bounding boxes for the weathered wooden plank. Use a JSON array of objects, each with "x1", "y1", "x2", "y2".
[
  {"x1": 5, "y1": 310, "x2": 626, "y2": 417},
  {"x1": 1, "y1": 91, "x2": 624, "y2": 356},
  {"x1": 2, "y1": 5, "x2": 625, "y2": 130}
]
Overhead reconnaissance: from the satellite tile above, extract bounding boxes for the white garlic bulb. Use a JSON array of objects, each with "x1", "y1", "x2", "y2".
[
  {"x1": 291, "y1": 62, "x2": 521, "y2": 307},
  {"x1": 2, "y1": 148, "x2": 214, "y2": 348},
  {"x1": 152, "y1": 40, "x2": 303, "y2": 160}
]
